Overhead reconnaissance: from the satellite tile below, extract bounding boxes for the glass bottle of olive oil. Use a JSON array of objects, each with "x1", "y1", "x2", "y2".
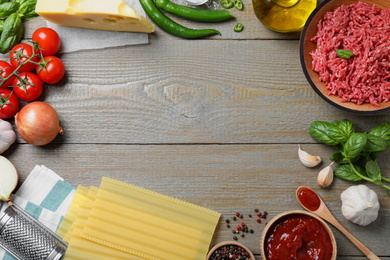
[{"x1": 252, "y1": 0, "x2": 317, "y2": 33}]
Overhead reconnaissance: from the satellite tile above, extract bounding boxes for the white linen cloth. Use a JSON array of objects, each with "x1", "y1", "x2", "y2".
[{"x1": 0, "y1": 165, "x2": 76, "y2": 260}]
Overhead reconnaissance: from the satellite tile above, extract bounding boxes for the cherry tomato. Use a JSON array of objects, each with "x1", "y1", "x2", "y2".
[
  {"x1": 0, "y1": 89, "x2": 19, "y2": 119},
  {"x1": 13, "y1": 72, "x2": 43, "y2": 101},
  {"x1": 9, "y1": 43, "x2": 39, "y2": 72},
  {"x1": 0, "y1": 61, "x2": 16, "y2": 89},
  {"x1": 36, "y1": 56, "x2": 65, "y2": 84},
  {"x1": 32, "y1": 27, "x2": 61, "y2": 56}
]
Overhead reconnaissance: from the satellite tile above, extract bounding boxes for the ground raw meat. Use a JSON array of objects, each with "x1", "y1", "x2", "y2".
[{"x1": 310, "y1": 1, "x2": 390, "y2": 106}]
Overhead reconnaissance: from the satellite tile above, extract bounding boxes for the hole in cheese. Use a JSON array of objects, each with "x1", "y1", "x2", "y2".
[
  {"x1": 82, "y1": 17, "x2": 96, "y2": 24},
  {"x1": 65, "y1": 8, "x2": 76, "y2": 15},
  {"x1": 102, "y1": 18, "x2": 117, "y2": 25},
  {"x1": 118, "y1": 2, "x2": 133, "y2": 15},
  {"x1": 68, "y1": 0, "x2": 84, "y2": 12},
  {"x1": 108, "y1": 15, "x2": 125, "y2": 21}
]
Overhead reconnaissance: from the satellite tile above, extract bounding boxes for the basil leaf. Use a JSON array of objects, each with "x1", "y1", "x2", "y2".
[
  {"x1": 370, "y1": 123, "x2": 390, "y2": 142},
  {"x1": 330, "y1": 151, "x2": 345, "y2": 164},
  {"x1": 337, "y1": 49, "x2": 354, "y2": 59},
  {"x1": 0, "y1": 13, "x2": 23, "y2": 54},
  {"x1": 364, "y1": 134, "x2": 388, "y2": 152},
  {"x1": 0, "y1": 2, "x2": 19, "y2": 19},
  {"x1": 0, "y1": 0, "x2": 8, "y2": 5},
  {"x1": 344, "y1": 133, "x2": 367, "y2": 159},
  {"x1": 366, "y1": 161, "x2": 382, "y2": 184},
  {"x1": 334, "y1": 164, "x2": 363, "y2": 182},
  {"x1": 309, "y1": 121, "x2": 339, "y2": 145},
  {"x1": 18, "y1": 0, "x2": 37, "y2": 20},
  {"x1": 328, "y1": 125, "x2": 348, "y2": 143},
  {"x1": 331, "y1": 120, "x2": 339, "y2": 127},
  {"x1": 0, "y1": 19, "x2": 4, "y2": 33},
  {"x1": 338, "y1": 119, "x2": 354, "y2": 140}
]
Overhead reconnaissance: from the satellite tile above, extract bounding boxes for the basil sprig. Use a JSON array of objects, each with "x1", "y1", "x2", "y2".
[
  {"x1": 309, "y1": 119, "x2": 390, "y2": 194},
  {"x1": 336, "y1": 49, "x2": 354, "y2": 59},
  {"x1": 0, "y1": 13, "x2": 23, "y2": 54},
  {"x1": 16, "y1": 0, "x2": 37, "y2": 20},
  {"x1": 0, "y1": 0, "x2": 38, "y2": 54}
]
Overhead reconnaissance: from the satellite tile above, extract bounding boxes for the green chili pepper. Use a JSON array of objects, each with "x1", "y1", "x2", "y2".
[
  {"x1": 233, "y1": 23, "x2": 243, "y2": 32},
  {"x1": 139, "y1": 0, "x2": 220, "y2": 39},
  {"x1": 155, "y1": 0, "x2": 233, "y2": 22},
  {"x1": 336, "y1": 49, "x2": 354, "y2": 59},
  {"x1": 220, "y1": 0, "x2": 233, "y2": 9},
  {"x1": 234, "y1": 0, "x2": 243, "y2": 10},
  {"x1": 0, "y1": 13, "x2": 24, "y2": 54}
]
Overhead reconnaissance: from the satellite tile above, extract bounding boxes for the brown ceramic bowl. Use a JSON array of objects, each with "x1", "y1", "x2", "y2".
[
  {"x1": 206, "y1": 241, "x2": 255, "y2": 260},
  {"x1": 260, "y1": 210, "x2": 337, "y2": 260},
  {"x1": 300, "y1": 0, "x2": 390, "y2": 114}
]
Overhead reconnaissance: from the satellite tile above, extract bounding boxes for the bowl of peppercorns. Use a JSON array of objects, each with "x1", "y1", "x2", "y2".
[{"x1": 206, "y1": 241, "x2": 255, "y2": 260}]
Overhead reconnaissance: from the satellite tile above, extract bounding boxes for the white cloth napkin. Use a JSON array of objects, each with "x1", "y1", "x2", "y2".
[
  {"x1": 0, "y1": 165, "x2": 76, "y2": 260},
  {"x1": 46, "y1": 0, "x2": 150, "y2": 53}
]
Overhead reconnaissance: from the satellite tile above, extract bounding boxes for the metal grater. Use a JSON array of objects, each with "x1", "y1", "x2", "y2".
[{"x1": 0, "y1": 204, "x2": 67, "y2": 260}]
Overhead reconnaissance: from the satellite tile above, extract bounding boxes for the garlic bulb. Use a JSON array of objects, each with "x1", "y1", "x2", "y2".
[
  {"x1": 341, "y1": 185, "x2": 380, "y2": 226},
  {"x1": 317, "y1": 162, "x2": 334, "y2": 188},
  {"x1": 298, "y1": 145, "x2": 321, "y2": 167},
  {"x1": 0, "y1": 119, "x2": 16, "y2": 154}
]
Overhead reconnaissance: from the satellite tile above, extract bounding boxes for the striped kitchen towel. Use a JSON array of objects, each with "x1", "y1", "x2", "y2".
[{"x1": 0, "y1": 165, "x2": 76, "y2": 260}]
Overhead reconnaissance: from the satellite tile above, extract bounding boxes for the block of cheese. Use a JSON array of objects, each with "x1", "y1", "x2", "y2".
[{"x1": 35, "y1": 0, "x2": 154, "y2": 33}]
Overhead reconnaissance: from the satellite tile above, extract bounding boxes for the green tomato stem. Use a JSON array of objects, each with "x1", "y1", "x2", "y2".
[{"x1": 0, "y1": 43, "x2": 41, "y2": 87}]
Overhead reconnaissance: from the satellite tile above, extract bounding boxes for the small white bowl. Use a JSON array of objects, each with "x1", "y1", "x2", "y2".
[{"x1": 183, "y1": 0, "x2": 209, "y2": 5}]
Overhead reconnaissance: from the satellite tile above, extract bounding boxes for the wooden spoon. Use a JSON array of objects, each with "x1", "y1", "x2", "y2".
[{"x1": 296, "y1": 186, "x2": 381, "y2": 260}]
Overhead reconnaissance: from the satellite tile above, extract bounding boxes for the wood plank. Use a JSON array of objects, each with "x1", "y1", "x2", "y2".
[
  {"x1": 4, "y1": 143, "x2": 390, "y2": 257},
  {"x1": 5, "y1": 38, "x2": 387, "y2": 144}
]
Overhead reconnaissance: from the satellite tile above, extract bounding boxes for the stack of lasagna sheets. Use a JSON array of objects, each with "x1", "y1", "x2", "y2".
[{"x1": 56, "y1": 177, "x2": 221, "y2": 260}]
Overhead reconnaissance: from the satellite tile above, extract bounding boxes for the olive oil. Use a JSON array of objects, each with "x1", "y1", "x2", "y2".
[{"x1": 252, "y1": 0, "x2": 317, "y2": 33}]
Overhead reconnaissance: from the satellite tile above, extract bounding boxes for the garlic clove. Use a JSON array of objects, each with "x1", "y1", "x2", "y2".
[
  {"x1": 298, "y1": 145, "x2": 321, "y2": 167},
  {"x1": 317, "y1": 162, "x2": 334, "y2": 188},
  {"x1": 0, "y1": 156, "x2": 18, "y2": 203},
  {"x1": 0, "y1": 119, "x2": 16, "y2": 154}
]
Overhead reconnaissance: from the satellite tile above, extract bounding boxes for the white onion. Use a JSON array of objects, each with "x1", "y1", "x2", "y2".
[{"x1": 0, "y1": 156, "x2": 18, "y2": 203}]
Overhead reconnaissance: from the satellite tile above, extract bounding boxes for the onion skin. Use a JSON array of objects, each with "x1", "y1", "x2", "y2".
[{"x1": 15, "y1": 102, "x2": 63, "y2": 146}]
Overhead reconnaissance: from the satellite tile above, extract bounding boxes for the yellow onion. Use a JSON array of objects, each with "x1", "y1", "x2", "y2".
[{"x1": 15, "y1": 102, "x2": 63, "y2": 146}]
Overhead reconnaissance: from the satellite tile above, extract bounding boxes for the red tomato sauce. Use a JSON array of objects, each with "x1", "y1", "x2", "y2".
[
  {"x1": 264, "y1": 214, "x2": 333, "y2": 260},
  {"x1": 298, "y1": 188, "x2": 321, "y2": 211}
]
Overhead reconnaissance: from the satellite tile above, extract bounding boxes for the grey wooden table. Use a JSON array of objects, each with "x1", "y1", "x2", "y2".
[{"x1": 2, "y1": 0, "x2": 390, "y2": 259}]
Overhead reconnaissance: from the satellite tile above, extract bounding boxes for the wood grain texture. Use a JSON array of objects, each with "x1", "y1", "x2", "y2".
[
  {"x1": 5, "y1": 37, "x2": 390, "y2": 144},
  {"x1": 4, "y1": 144, "x2": 390, "y2": 257},
  {"x1": 1, "y1": 0, "x2": 389, "y2": 258}
]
